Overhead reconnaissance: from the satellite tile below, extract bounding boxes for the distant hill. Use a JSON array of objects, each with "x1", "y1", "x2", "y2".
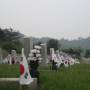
[
  {"x1": 33, "y1": 37, "x2": 90, "y2": 50},
  {"x1": 59, "y1": 37, "x2": 90, "y2": 49}
]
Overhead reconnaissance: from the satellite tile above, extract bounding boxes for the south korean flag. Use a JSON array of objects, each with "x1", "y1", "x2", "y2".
[{"x1": 20, "y1": 48, "x2": 33, "y2": 85}]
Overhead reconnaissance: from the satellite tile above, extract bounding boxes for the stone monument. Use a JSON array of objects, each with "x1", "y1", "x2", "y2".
[
  {"x1": 41, "y1": 44, "x2": 48, "y2": 65},
  {"x1": 22, "y1": 37, "x2": 33, "y2": 58}
]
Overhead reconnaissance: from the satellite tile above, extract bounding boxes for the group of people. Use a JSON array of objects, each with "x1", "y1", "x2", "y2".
[
  {"x1": 3, "y1": 50, "x2": 18, "y2": 64},
  {"x1": 49, "y1": 48, "x2": 80, "y2": 70}
]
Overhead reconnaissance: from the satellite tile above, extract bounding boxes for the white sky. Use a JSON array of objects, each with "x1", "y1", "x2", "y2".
[{"x1": 0, "y1": 0, "x2": 90, "y2": 40}]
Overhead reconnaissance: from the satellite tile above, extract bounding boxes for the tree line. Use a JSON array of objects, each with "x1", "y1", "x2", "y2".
[{"x1": 47, "y1": 39, "x2": 90, "y2": 58}]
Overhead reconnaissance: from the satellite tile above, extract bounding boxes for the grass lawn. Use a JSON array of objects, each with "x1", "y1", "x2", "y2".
[
  {"x1": 40, "y1": 64, "x2": 90, "y2": 90},
  {"x1": 0, "y1": 64, "x2": 19, "y2": 78},
  {"x1": 0, "y1": 63, "x2": 90, "y2": 90}
]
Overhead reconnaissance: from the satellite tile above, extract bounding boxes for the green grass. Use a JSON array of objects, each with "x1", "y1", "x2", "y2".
[
  {"x1": 40, "y1": 64, "x2": 90, "y2": 90},
  {"x1": 0, "y1": 64, "x2": 19, "y2": 78},
  {"x1": 0, "y1": 64, "x2": 90, "y2": 90},
  {"x1": 0, "y1": 83, "x2": 30, "y2": 90}
]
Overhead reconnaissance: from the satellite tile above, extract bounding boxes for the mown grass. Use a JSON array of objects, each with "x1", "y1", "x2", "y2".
[
  {"x1": 40, "y1": 64, "x2": 90, "y2": 90},
  {"x1": 0, "y1": 63, "x2": 90, "y2": 90},
  {"x1": 0, "y1": 64, "x2": 19, "y2": 78},
  {"x1": 0, "y1": 83, "x2": 30, "y2": 90}
]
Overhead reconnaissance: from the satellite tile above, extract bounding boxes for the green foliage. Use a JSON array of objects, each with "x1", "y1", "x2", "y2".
[
  {"x1": 61, "y1": 48, "x2": 82, "y2": 58},
  {"x1": 35, "y1": 41, "x2": 42, "y2": 46},
  {"x1": 0, "y1": 27, "x2": 23, "y2": 54},
  {"x1": 47, "y1": 39, "x2": 60, "y2": 54},
  {"x1": 0, "y1": 28, "x2": 23, "y2": 42},
  {"x1": 2, "y1": 41, "x2": 22, "y2": 54},
  {"x1": 85, "y1": 49, "x2": 90, "y2": 58}
]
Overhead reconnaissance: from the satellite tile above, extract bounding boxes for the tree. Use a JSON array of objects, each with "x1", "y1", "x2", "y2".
[
  {"x1": 0, "y1": 27, "x2": 24, "y2": 54},
  {"x1": 85, "y1": 49, "x2": 90, "y2": 58},
  {"x1": 61, "y1": 48, "x2": 82, "y2": 59},
  {"x1": 0, "y1": 28, "x2": 23, "y2": 42},
  {"x1": 2, "y1": 41, "x2": 22, "y2": 54},
  {"x1": 35, "y1": 41, "x2": 42, "y2": 46},
  {"x1": 47, "y1": 39, "x2": 60, "y2": 54}
]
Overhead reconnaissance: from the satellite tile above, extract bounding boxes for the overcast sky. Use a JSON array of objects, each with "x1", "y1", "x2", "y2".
[{"x1": 0, "y1": 0, "x2": 90, "y2": 40}]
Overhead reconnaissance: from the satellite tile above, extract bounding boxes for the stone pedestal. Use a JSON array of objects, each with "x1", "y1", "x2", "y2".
[{"x1": 0, "y1": 78, "x2": 37, "y2": 90}]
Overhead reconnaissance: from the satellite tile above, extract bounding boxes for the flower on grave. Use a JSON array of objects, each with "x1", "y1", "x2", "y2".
[
  {"x1": 27, "y1": 45, "x2": 42, "y2": 79},
  {"x1": 27, "y1": 45, "x2": 42, "y2": 63}
]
